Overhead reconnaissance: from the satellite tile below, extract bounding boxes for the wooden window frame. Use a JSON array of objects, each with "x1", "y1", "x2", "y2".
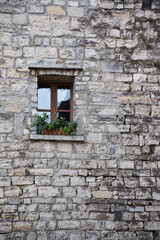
[{"x1": 38, "y1": 81, "x2": 73, "y2": 122}]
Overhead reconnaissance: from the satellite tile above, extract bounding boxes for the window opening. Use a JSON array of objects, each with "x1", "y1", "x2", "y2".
[{"x1": 38, "y1": 81, "x2": 73, "y2": 123}]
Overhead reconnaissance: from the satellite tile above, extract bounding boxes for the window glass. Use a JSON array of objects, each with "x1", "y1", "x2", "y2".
[
  {"x1": 38, "y1": 111, "x2": 51, "y2": 123},
  {"x1": 38, "y1": 87, "x2": 51, "y2": 110},
  {"x1": 57, "y1": 86, "x2": 70, "y2": 110},
  {"x1": 57, "y1": 112, "x2": 70, "y2": 122}
]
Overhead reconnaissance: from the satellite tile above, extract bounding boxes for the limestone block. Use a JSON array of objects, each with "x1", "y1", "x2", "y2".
[
  {"x1": 77, "y1": 187, "x2": 91, "y2": 198},
  {"x1": 0, "y1": 188, "x2": 3, "y2": 197},
  {"x1": 13, "y1": 113, "x2": 24, "y2": 137},
  {"x1": 101, "y1": 61, "x2": 123, "y2": 73},
  {"x1": 67, "y1": 7, "x2": 84, "y2": 17},
  {"x1": 13, "y1": 222, "x2": 31, "y2": 231},
  {"x1": 132, "y1": 50, "x2": 152, "y2": 60},
  {"x1": 87, "y1": 133, "x2": 103, "y2": 143},
  {"x1": 110, "y1": 29, "x2": 120, "y2": 37},
  {"x1": 34, "y1": 171, "x2": 51, "y2": 182},
  {"x1": 4, "y1": 186, "x2": 22, "y2": 197},
  {"x1": 63, "y1": 187, "x2": 76, "y2": 197},
  {"x1": 36, "y1": 47, "x2": 57, "y2": 58},
  {"x1": 107, "y1": 124, "x2": 130, "y2": 133},
  {"x1": 0, "y1": 14, "x2": 12, "y2": 24},
  {"x1": 92, "y1": 191, "x2": 112, "y2": 198},
  {"x1": 122, "y1": 134, "x2": 139, "y2": 146},
  {"x1": 152, "y1": 189, "x2": 160, "y2": 200},
  {"x1": 105, "y1": 38, "x2": 116, "y2": 48},
  {"x1": 59, "y1": 48, "x2": 76, "y2": 59},
  {"x1": 30, "y1": 169, "x2": 53, "y2": 176},
  {"x1": 58, "y1": 169, "x2": 77, "y2": 176},
  {"x1": 144, "y1": 222, "x2": 160, "y2": 231},
  {"x1": 38, "y1": 187, "x2": 60, "y2": 197},
  {"x1": 6, "y1": 97, "x2": 29, "y2": 112},
  {"x1": 12, "y1": 177, "x2": 34, "y2": 186},
  {"x1": 58, "y1": 143, "x2": 72, "y2": 152},
  {"x1": 0, "y1": 32, "x2": 12, "y2": 43},
  {"x1": 98, "y1": 0, "x2": 114, "y2": 9},
  {"x1": 140, "y1": 177, "x2": 156, "y2": 187},
  {"x1": 130, "y1": 206, "x2": 144, "y2": 212},
  {"x1": 85, "y1": 49, "x2": 97, "y2": 59},
  {"x1": 0, "y1": 223, "x2": 12, "y2": 233},
  {"x1": 13, "y1": 14, "x2": 27, "y2": 24},
  {"x1": 52, "y1": 177, "x2": 69, "y2": 186},
  {"x1": 23, "y1": 186, "x2": 37, "y2": 197},
  {"x1": 133, "y1": 74, "x2": 147, "y2": 83},
  {"x1": 29, "y1": 15, "x2": 51, "y2": 36},
  {"x1": 91, "y1": 213, "x2": 114, "y2": 221},
  {"x1": 70, "y1": 177, "x2": 85, "y2": 186},
  {"x1": 58, "y1": 220, "x2": 80, "y2": 229},
  {"x1": 124, "y1": 177, "x2": 139, "y2": 188},
  {"x1": 23, "y1": 47, "x2": 35, "y2": 57},
  {"x1": 28, "y1": 5, "x2": 44, "y2": 14},
  {"x1": 47, "y1": 6, "x2": 66, "y2": 15},
  {"x1": 135, "y1": 105, "x2": 151, "y2": 116},
  {"x1": 119, "y1": 161, "x2": 134, "y2": 169},
  {"x1": 0, "y1": 177, "x2": 10, "y2": 186},
  {"x1": 0, "y1": 121, "x2": 13, "y2": 133},
  {"x1": 3, "y1": 46, "x2": 22, "y2": 57}
]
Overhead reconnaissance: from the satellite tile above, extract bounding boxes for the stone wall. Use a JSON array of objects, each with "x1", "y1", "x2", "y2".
[{"x1": 0, "y1": 0, "x2": 160, "y2": 239}]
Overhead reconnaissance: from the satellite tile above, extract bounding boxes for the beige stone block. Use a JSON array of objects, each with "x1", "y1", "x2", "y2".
[
  {"x1": 3, "y1": 46, "x2": 22, "y2": 57},
  {"x1": 6, "y1": 97, "x2": 29, "y2": 112},
  {"x1": 92, "y1": 191, "x2": 112, "y2": 198},
  {"x1": 12, "y1": 177, "x2": 34, "y2": 186},
  {"x1": 87, "y1": 133, "x2": 103, "y2": 143},
  {"x1": 67, "y1": 7, "x2": 84, "y2": 17},
  {"x1": 29, "y1": 15, "x2": 51, "y2": 36},
  {"x1": 0, "y1": 223, "x2": 12, "y2": 233},
  {"x1": 9, "y1": 169, "x2": 26, "y2": 176},
  {"x1": 58, "y1": 143, "x2": 72, "y2": 152},
  {"x1": 119, "y1": 161, "x2": 134, "y2": 169},
  {"x1": 47, "y1": 6, "x2": 66, "y2": 15},
  {"x1": 0, "y1": 121, "x2": 13, "y2": 133},
  {"x1": 36, "y1": 47, "x2": 57, "y2": 58},
  {"x1": 23, "y1": 47, "x2": 35, "y2": 57},
  {"x1": 58, "y1": 220, "x2": 80, "y2": 229},
  {"x1": 0, "y1": 14, "x2": 12, "y2": 24},
  {"x1": 30, "y1": 169, "x2": 53, "y2": 176},
  {"x1": 4, "y1": 186, "x2": 22, "y2": 197},
  {"x1": 0, "y1": 32, "x2": 12, "y2": 44},
  {"x1": 13, "y1": 222, "x2": 31, "y2": 231},
  {"x1": 38, "y1": 186, "x2": 60, "y2": 197},
  {"x1": 99, "y1": 0, "x2": 114, "y2": 9},
  {"x1": 0, "y1": 58, "x2": 14, "y2": 68},
  {"x1": 13, "y1": 14, "x2": 27, "y2": 24}
]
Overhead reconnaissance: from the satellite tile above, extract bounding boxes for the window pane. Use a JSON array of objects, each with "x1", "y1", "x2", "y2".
[
  {"x1": 38, "y1": 111, "x2": 51, "y2": 123},
  {"x1": 57, "y1": 112, "x2": 70, "y2": 122},
  {"x1": 38, "y1": 87, "x2": 51, "y2": 110},
  {"x1": 57, "y1": 86, "x2": 70, "y2": 110}
]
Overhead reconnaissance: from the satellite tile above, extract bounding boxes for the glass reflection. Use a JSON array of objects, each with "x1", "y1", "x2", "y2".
[
  {"x1": 38, "y1": 87, "x2": 51, "y2": 110},
  {"x1": 57, "y1": 112, "x2": 70, "y2": 122},
  {"x1": 57, "y1": 86, "x2": 70, "y2": 110}
]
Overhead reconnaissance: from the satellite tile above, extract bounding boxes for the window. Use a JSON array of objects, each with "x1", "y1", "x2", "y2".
[{"x1": 38, "y1": 80, "x2": 73, "y2": 122}]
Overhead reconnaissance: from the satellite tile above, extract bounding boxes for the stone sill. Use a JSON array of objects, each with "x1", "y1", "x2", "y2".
[{"x1": 30, "y1": 134, "x2": 85, "y2": 142}]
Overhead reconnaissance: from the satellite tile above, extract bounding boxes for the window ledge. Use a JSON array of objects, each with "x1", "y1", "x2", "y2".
[{"x1": 30, "y1": 134, "x2": 85, "y2": 142}]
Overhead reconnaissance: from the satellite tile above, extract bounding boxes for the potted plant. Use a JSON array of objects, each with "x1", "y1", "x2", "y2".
[
  {"x1": 30, "y1": 113, "x2": 49, "y2": 134},
  {"x1": 29, "y1": 114, "x2": 77, "y2": 136}
]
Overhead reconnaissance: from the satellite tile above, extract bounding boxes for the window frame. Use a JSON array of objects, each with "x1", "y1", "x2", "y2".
[{"x1": 38, "y1": 81, "x2": 73, "y2": 122}]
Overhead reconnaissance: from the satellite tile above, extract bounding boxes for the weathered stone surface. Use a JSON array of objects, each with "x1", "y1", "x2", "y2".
[{"x1": 0, "y1": 0, "x2": 160, "y2": 238}]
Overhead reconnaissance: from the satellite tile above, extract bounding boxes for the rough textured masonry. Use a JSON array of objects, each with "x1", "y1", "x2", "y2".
[{"x1": 0, "y1": 0, "x2": 160, "y2": 239}]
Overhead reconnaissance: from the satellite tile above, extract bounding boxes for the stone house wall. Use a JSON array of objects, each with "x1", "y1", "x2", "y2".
[{"x1": 0, "y1": 0, "x2": 160, "y2": 239}]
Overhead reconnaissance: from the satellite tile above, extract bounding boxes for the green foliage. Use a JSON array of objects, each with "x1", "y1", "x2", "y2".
[{"x1": 30, "y1": 113, "x2": 77, "y2": 135}]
